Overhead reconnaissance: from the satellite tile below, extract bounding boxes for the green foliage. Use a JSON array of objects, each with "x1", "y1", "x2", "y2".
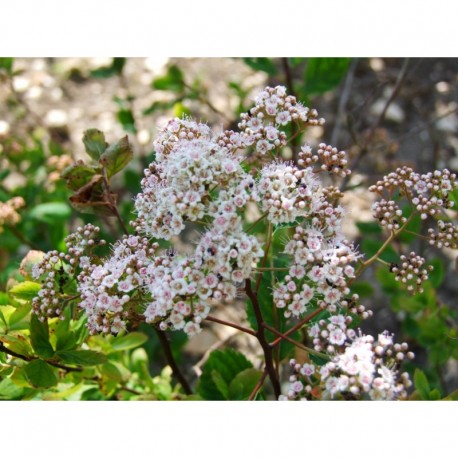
[
  {"x1": 197, "y1": 348, "x2": 254, "y2": 400},
  {"x1": 90, "y1": 58, "x2": 126, "y2": 78},
  {"x1": 303, "y1": 58, "x2": 351, "y2": 95}
]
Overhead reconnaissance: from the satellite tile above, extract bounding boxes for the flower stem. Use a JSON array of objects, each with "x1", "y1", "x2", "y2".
[
  {"x1": 245, "y1": 279, "x2": 281, "y2": 398},
  {"x1": 154, "y1": 328, "x2": 192, "y2": 395}
]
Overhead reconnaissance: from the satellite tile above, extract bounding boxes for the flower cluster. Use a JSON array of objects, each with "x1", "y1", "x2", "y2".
[
  {"x1": 390, "y1": 252, "x2": 433, "y2": 294},
  {"x1": 134, "y1": 124, "x2": 253, "y2": 240},
  {"x1": 0, "y1": 196, "x2": 25, "y2": 233},
  {"x1": 282, "y1": 332, "x2": 413, "y2": 401},
  {"x1": 428, "y1": 220, "x2": 458, "y2": 249},
  {"x1": 77, "y1": 235, "x2": 156, "y2": 335},
  {"x1": 31, "y1": 224, "x2": 105, "y2": 319},
  {"x1": 369, "y1": 167, "x2": 457, "y2": 220},
  {"x1": 257, "y1": 162, "x2": 321, "y2": 224},
  {"x1": 238, "y1": 86, "x2": 324, "y2": 156}
]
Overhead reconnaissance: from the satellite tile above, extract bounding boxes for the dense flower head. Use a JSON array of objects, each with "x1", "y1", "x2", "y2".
[
  {"x1": 282, "y1": 332, "x2": 413, "y2": 401},
  {"x1": 372, "y1": 199, "x2": 406, "y2": 231},
  {"x1": 257, "y1": 162, "x2": 321, "y2": 224},
  {"x1": 273, "y1": 221, "x2": 361, "y2": 317},
  {"x1": 298, "y1": 143, "x2": 351, "y2": 177},
  {"x1": 134, "y1": 135, "x2": 253, "y2": 240},
  {"x1": 77, "y1": 235, "x2": 157, "y2": 335}
]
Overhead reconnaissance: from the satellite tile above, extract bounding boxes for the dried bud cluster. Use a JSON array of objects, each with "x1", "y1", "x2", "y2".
[
  {"x1": 390, "y1": 252, "x2": 433, "y2": 294},
  {"x1": 0, "y1": 196, "x2": 25, "y2": 233}
]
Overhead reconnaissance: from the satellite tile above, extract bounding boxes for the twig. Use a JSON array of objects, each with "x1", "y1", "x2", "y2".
[
  {"x1": 269, "y1": 307, "x2": 324, "y2": 348},
  {"x1": 101, "y1": 168, "x2": 129, "y2": 236},
  {"x1": 154, "y1": 328, "x2": 192, "y2": 395},
  {"x1": 206, "y1": 315, "x2": 256, "y2": 336},
  {"x1": 248, "y1": 368, "x2": 268, "y2": 401},
  {"x1": 0, "y1": 342, "x2": 83, "y2": 372},
  {"x1": 330, "y1": 58, "x2": 358, "y2": 146},
  {"x1": 245, "y1": 279, "x2": 281, "y2": 398}
]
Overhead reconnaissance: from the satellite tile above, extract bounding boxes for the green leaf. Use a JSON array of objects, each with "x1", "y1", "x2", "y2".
[
  {"x1": 100, "y1": 362, "x2": 123, "y2": 382},
  {"x1": 29, "y1": 202, "x2": 72, "y2": 224},
  {"x1": 356, "y1": 221, "x2": 382, "y2": 235},
  {"x1": 361, "y1": 238, "x2": 398, "y2": 263},
  {"x1": 111, "y1": 332, "x2": 148, "y2": 352},
  {"x1": 0, "y1": 378, "x2": 23, "y2": 399},
  {"x1": 304, "y1": 58, "x2": 351, "y2": 95},
  {"x1": 56, "y1": 350, "x2": 107, "y2": 366},
  {"x1": 243, "y1": 58, "x2": 278, "y2": 76},
  {"x1": 30, "y1": 315, "x2": 54, "y2": 358},
  {"x1": 61, "y1": 162, "x2": 99, "y2": 191},
  {"x1": 24, "y1": 360, "x2": 58, "y2": 388},
  {"x1": 211, "y1": 370, "x2": 230, "y2": 399},
  {"x1": 350, "y1": 281, "x2": 374, "y2": 298},
  {"x1": 428, "y1": 258, "x2": 444, "y2": 288},
  {"x1": 229, "y1": 368, "x2": 262, "y2": 400},
  {"x1": 8, "y1": 304, "x2": 31, "y2": 330},
  {"x1": 0, "y1": 57, "x2": 14, "y2": 73},
  {"x1": 398, "y1": 211, "x2": 422, "y2": 243},
  {"x1": 90, "y1": 57, "x2": 126, "y2": 78},
  {"x1": 375, "y1": 266, "x2": 400, "y2": 294},
  {"x1": 8, "y1": 281, "x2": 41, "y2": 302},
  {"x1": 197, "y1": 348, "x2": 253, "y2": 400},
  {"x1": 414, "y1": 369, "x2": 431, "y2": 400},
  {"x1": 152, "y1": 65, "x2": 185, "y2": 92},
  {"x1": 83, "y1": 129, "x2": 108, "y2": 160},
  {"x1": 99, "y1": 136, "x2": 133, "y2": 178},
  {"x1": 117, "y1": 109, "x2": 136, "y2": 133},
  {"x1": 443, "y1": 389, "x2": 458, "y2": 400}
]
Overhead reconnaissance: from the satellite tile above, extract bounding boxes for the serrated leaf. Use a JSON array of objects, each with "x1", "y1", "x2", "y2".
[
  {"x1": 99, "y1": 136, "x2": 133, "y2": 178},
  {"x1": 56, "y1": 350, "x2": 107, "y2": 366},
  {"x1": 229, "y1": 368, "x2": 262, "y2": 400},
  {"x1": 414, "y1": 369, "x2": 431, "y2": 400},
  {"x1": 24, "y1": 360, "x2": 58, "y2": 388},
  {"x1": 111, "y1": 332, "x2": 148, "y2": 352},
  {"x1": 61, "y1": 162, "x2": 99, "y2": 191},
  {"x1": 304, "y1": 58, "x2": 351, "y2": 95},
  {"x1": 83, "y1": 129, "x2": 108, "y2": 160},
  {"x1": 30, "y1": 315, "x2": 54, "y2": 358},
  {"x1": 197, "y1": 348, "x2": 253, "y2": 400},
  {"x1": 8, "y1": 281, "x2": 41, "y2": 302}
]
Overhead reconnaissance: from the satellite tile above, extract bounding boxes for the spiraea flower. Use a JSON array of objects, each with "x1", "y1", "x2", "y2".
[
  {"x1": 77, "y1": 235, "x2": 157, "y2": 335},
  {"x1": 0, "y1": 196, "x2": 25, "y2": 233},
  {"x1": 428, "y1": 220, "x2": 458, "y2": 249},
  {"x1": 283, "y1": 332, "x2": 413, "y2": 401}
]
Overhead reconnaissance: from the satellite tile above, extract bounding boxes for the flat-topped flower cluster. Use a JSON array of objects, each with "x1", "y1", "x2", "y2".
[{"x1": 29, "y1": 85, "x2": 458, "y2": 400}]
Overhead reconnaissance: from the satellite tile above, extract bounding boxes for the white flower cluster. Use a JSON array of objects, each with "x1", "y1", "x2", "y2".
[
  {"x1": 77, "y1": 235, "x2": 157, "y2": 335},
  {"x1": 273, "y1": 222, "x2": 360, "y2": 318},
  {"x1": 134, "y1": 119, "x2": 254, "y2": 240},
  {"x1": 282, "y1": 332, "x2": 413, "y2": 401},
  {"x1": 238, "y1": 85, "x2": 324, "y2": 156},
  {"x1": 257, "y1": 162, "x2": 321, "y2": 224}
]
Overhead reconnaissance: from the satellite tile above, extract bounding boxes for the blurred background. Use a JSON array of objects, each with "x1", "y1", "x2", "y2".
[{"x1": 0, "y1": 57, "x2": 457, "y2": 395}]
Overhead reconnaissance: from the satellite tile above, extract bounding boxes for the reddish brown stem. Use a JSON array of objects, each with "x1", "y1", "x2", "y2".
[
  {"x1": 248, "y1": 368, "x2": 268, "y2": 401},
  {"x1": 206, "y1": 315, "x2": 256, "y2": 336},
  {"x1": 245, "y1": 279, "x2": 281, "y2": 398}
]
